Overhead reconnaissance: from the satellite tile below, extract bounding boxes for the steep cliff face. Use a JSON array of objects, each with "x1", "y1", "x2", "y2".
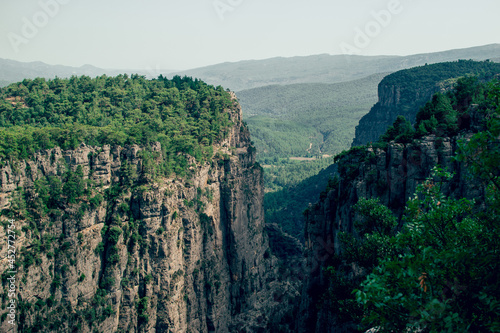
[
  {"x1": 352, "y1": 60, "x2": 500, "y2": 147},
  {"x1": 352, "y1": 79, "x2": 450, "y2": 147},
  {"x1": 0, "y1": 96, "x2": 301, "y2": 332},
  {"x1": 298, "y1": 130, "x2": 485, "y2": 332}
]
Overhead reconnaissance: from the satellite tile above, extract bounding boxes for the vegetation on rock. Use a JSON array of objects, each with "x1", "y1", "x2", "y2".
[{"x1": 319, "y1": 77, "x2": 500, "y2": 332}]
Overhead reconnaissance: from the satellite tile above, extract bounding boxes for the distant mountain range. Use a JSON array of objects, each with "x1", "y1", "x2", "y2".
[
  {"x1": 1, "y1": 44, "x2": 499, "y2": 90},
  {"x1": 172, "y1": 44, "x2": 500, "y2": 91},
  {"x1": 0, "y1": 59, "x2": 175, "y2": 87}
]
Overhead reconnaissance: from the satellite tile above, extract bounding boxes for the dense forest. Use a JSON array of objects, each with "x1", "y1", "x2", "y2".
[
  {"x1": 381, "y1": 60, "x2": 500, "y2": 102},
  {"x1": 316, "y1": 76, "x2": 500, "y2": 332},
  {"x1": 0, "y1": 74, "x2": 235, "y2": 177},
  {"x1": 377, "y1": 75, "x2": 498, "y2": 144}
]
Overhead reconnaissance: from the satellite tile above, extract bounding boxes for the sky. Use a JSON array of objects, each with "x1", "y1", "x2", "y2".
[{"x1": 0, "y1": 0, "x2": 499, "y2": 71}]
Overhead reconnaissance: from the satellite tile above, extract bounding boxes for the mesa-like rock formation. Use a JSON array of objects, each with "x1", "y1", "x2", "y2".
[{"x1": 0, "y1": 96, "x2": 301, "y2": 332}]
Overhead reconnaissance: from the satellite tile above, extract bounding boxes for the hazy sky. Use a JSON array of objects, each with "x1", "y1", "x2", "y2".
[{"x1": 0, "y1": 0, "x2": 499, "y2": 70}]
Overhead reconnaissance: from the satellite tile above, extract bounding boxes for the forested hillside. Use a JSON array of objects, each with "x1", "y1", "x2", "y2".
[
  {"x1": 265, "y1": 163, "x2": 337, "y2": 242},
  {"x1": 239, "y1": 73, "x2": 385, "y2": 161}
]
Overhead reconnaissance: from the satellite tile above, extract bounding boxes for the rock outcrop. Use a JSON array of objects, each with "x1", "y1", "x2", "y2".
[{"x1": 0, "y1": 96, "x2": 301, "y2": 332}]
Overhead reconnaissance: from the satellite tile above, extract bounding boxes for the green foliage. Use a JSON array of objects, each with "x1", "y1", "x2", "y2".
[
  {"x1": 137, "y1": 297, "x2": 149, "y2": 324},
  {"x1": 413, "y1": 76, "x2": 499, "y2": 140},
  {"x1": 117, "y1": 202, "x2": 129, "y2": 215},
  {"x1": 100, "y1": 275, "x2": 115, "y2": 290},
  {"x1": 355, "y1": 60, "x2": 500, "y2": 146},
  {"x1": 263, "y1": 156, "x2": 335, "y2": 192},
  {"x1": 322, "y1": 267, "x2": 364, "y2": 324},
  {"x1": 89, "y1": 193, "x2": 103, "y2": 209},
  {"x1": 355, "y1": 91, "x2": 500, "y2": 331},
  {"x1": 415, "y1": 93, "x2": 457, "y2": 137},
  {"x1": 107, "y1": 226, "x2": 122, "y2": 245},
  {"x1": 338, "y1": 199, "x2": 397, "y2": 271},
  {"x1": 355, "y1": 165, "x2": 500, "y2": 332},
  {"x1": 50, "y1": 274, "x2": 61, "y2": 292},
  {"x1": 353, "y1": 198, "x2": 397, "y2": 236},
  {"x1": 82, "y1": 288, "x2": 113, "y2": 324},
  {"x1": 63, "y1": 165, "x2": 85, "y2": 204},
  {"x1": 380, "y1": 115, "x2": 415, "y2": 143},
  {"x1": 455, "y1": 79, "x2": 500, "y2": 189},
  {"x1": 199, "y1": 212, "x2": 211, "y2": 225},
  {"x1": 23, "y1": 251, "x2": 35, "y2": 268},
  {"x1": 359, "y1": 76, "x2": 498, "y2": 153},
  {"x1": 334, "y1": 146, "x2": 369, "y2": 183},
  {"x1": 107, "y1": 245, "x2": 120, "y2": 265},
  {"x1": 246, "y1": 116, "x2": 323, "y2": 159},
  {"x1": 381, "y1": 60, "x2": 500, "y2": 103},
  {"x1": 317, "y1": 77, "x2": 500, "y2": 332},
  {"x1": 0, "y1": 74, "x2": 234, "y2": 172},
  {"x1": 95, "y1": 242, "x2": 104, "y2": 255}
]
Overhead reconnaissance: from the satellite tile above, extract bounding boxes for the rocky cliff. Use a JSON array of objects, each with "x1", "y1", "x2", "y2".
[
  {"x1": 351, "y1": 85, "x2": 439, "y2": 147},
  {"x1": 299, "y1": 122, "x2": 487, "y2": 332},
  {"x1": 0, "y1": 95, "x2": 301, "y2": 332},
  {"x1": 352, "y1": 60, "x2": 500, "y2": 147}
]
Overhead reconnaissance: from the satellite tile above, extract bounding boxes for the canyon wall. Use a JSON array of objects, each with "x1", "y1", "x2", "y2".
[{"x1": 0, "y1": 98, "x2": 301, "y2": 333}]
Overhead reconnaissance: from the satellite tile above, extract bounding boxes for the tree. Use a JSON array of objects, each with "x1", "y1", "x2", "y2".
[
  {"x1": 380, "y1": 115, "x2": 415, "y2": 143},
  {"x1": 415, "y1": 93, "x2": 457, "y2": 136},
  {"x1": 63, "y1": 165, "x2": 85, "y2": 204},
  {"x1": 339, "y1": 198, "x2": 397, "y2": 268}
]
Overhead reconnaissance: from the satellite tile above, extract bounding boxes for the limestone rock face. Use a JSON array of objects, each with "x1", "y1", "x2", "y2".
[
  {"x1": 352, "y1": 82, "x2": 443, "y2": 147},
  {"x1": 0, "y1": 97, "x2": 300, "y2": 332},
  {"x1": 298, "y1": 132, "x2": 484, "y2": 333}
]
